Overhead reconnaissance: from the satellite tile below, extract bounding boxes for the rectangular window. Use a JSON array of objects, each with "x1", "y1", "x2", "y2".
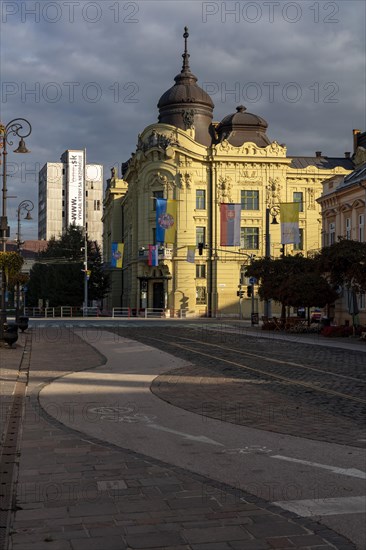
[
  {"x1": 329, "y1": 222, "x2": 335, "y2": 245},
  {"x1": 152, "y1": 227, "x2": 156, "y2": 244},
  {"x1": 346, "y1": 218, "x2": 351, "y2": 239},
  {"x1": 196, "y1": 226, "x2": 206, "y2": 247},
  {"x1": 240, "y1": 227, "x2": 259, "y2": 249},
  {"x1": 196, "y1": 189, "x2": 206, "y2": 210},
  {"x1": 153, "y1": 190, "x2": 164, "y2": 211},
  {"x1": 293, "y1": 192, "x2": 304, "y2": 212},
  {"x1": 241, "y1": 190, "x2": 259, "y2": 210},
  {"x1": 359, "y1": 293, "x2": 365, "y2": 310},
  {"x1": 359, "y1": 214, "x2": 364, "y2": 242},
  {"x1": 293, "y1": 228, "x2": 304, "y2": 250},
  {"x1": 195, "y1": 264, "x2": 206, "y2": 278},
  {"x1": 196, "y1": 286, "x2": 207, "y2": 305},
  {"x1": 94, "y1": 200, "x2": 100, "y2": 211}
]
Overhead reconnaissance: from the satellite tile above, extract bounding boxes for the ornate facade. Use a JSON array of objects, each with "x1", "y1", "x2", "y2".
[
  {"x1": 105, "y1": 29, "x2": 353, "y2": 317},
  {"x1": 317, "y1": 130, "x2": 366, "y2": 325}
]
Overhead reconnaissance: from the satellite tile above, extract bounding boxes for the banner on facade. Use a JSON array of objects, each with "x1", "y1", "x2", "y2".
[
  {"x1": 220, "y1": 203, "x2": 241, "y2": 246},
  {"x1": 111, "y1": 242, "x2": 124, "y2": 268},
  {"x1": 186, "y1": 245, "x2": 196, "y2": 263},
  {"x1": 280, "y1": 203, "x2": 300, "y2": 245},
  {"x1": 66, "y1": 150, "x2": 84, "y2": 227},
  {"x1": 156, "y1": 199, "x2": 177, "y2": 244},
  {"x1": 148, "y1": 244, "x2": 159, "y2": 266}
]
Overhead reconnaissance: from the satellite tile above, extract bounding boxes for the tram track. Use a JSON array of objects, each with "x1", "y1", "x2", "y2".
[
  {"x1": 175, "y1": 335, "x2": 365, "y2": 384},
  {"x1": 104, "y1": 324, "x2": 366, "y2": 445},
  {"x1": 138, "y1": 333, "x2": 366, "y2": 405}
]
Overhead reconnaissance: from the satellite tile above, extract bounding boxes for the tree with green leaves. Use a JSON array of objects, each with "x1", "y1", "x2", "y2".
[
  {"x1": 315, "y1": 239, "x2": 366, "y2": 294},
  {"x1": 27, "y1": 226, "x2": 109, "y2": 307},
  {"x1": 245, "y1": 254, "x2": 338, "y2": 322}
]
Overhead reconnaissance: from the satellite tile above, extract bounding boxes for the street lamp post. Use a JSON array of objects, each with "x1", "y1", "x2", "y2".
[
  {"x1": 264, "y1": 206, "x2": 279, "y2": 318},
  {"x1": 15, "y1": 199, "x2": 34, "y2": 321},
  {"x1": 0, "y1": 118, "x2": 32, "y2": 338}
]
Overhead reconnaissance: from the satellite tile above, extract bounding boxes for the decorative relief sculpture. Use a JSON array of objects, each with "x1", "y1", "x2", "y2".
[
  {"x1": 266, "y1": 177, "x2": 282, "y2": 207},
  {"x1": 177, "y1": 171, "x2": 192, "y2": 189},
  {"x1": 182, "y1": 109, "x2": 196, "y2": 130},
  {"x1": 217, "y1": 175, "x2": 233, "y2": 203},
  {"x1": 168, "y1": 129, "x2": 180, "y2": 145},
  {"x1": 214, "y1": 140, "x2": 287, "y2": 157},
  {"x1": 137, "y1": 130, "x2": 174, "y2": 152},
  {"x1": 307, "y1": 187, "x2": 316, "y2": 210},
  {"x1": 219, "y1": 140, "x2": 231, "y2": 152},
  {"x1": 178, "y1": 156, "x2": 193, "y2": 167},
  {"x1": 144, "y1": 171, "x2": 174, "y2": 191},
  {"x1": 239, "y1": 164, "x2": 262, "y2": 183}
]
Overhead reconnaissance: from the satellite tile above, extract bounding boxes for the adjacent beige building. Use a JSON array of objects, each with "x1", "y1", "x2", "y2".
[
  {"x1": 317, "y1": 130, "x2": 366, "y2": 325},
  {"x1": 102, "y1": 169, "x2": 128, "y2": 310},
  {"x1": 104, "y1": 30, "x2": 354, "y2": 317}
]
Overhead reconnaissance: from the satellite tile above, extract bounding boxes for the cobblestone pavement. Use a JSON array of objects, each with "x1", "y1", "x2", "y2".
[
  {"x1": 110, "y1": 325, "x2": 366, "y2": 449},
  {"x1": 1, "y1": 328, "x2": 358, "y2": 549}
]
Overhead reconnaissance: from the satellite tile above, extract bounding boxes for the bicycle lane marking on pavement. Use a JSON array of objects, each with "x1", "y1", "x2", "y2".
[{"x1": 38, "y1": 331, "x2": 366, "y2": 512}]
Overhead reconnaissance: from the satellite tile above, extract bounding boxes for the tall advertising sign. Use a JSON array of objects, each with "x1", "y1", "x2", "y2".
[{"x1": 67, "y1": 150, "x2": 84, "y2": 227}]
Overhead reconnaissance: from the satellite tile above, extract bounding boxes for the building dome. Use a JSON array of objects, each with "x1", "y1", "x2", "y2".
[
  {"x1": 216, "y1": 105, "x2": 271, "y2": 147},
  {"x1": 157, "y1": 28, "x2": 215, "y2": 146}
]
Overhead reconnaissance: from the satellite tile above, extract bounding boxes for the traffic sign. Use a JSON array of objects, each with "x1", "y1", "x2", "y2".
[{"x1": 249, "y1": 277, "x2": 257, "y2": 285}]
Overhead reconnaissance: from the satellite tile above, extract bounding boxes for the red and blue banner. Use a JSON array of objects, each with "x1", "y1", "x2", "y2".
[
  {"x1": 148, "y1": 244, "x2": 159, "y2": 266},
  {"x1": 220, "y1": 203, "x2": 241, "y2": 246},
  {"x1": 156, "y1": 198, "x2": 177, "y2": 244}
]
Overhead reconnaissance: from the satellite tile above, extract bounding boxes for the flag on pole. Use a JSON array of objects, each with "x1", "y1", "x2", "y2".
[
  {"x1": 220, "y1": 203, "x2": 242, "y2": 246},
  {"x1": 280, "y1": 203, "x2": 300, "y2": 244},
  {"x1": 111, "y1": 242, "x2": 124, "y2": 268},
  {"x1": 148, "y1": 244, "x2": 159, "y2": 266},
  {"x1": 186, "y1": 245, "x2": 196, "y2": 263},
  {"x1": 156, "y1": 198, "x2": 177, "y2": 244}
]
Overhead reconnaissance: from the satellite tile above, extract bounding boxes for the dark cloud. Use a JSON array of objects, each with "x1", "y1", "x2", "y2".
[{"x1": 1, "y1": 0, "x2": 365, "y2": 239}]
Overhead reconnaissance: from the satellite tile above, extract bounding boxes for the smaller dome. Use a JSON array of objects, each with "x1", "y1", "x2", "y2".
[{"x1": 217, "y1": 105, "x2": 270, "y2": 147}]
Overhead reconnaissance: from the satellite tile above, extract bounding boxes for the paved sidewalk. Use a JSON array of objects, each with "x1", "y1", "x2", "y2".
[{"x1": 2, "y1": 329, "x2": 357, "y2": 549}]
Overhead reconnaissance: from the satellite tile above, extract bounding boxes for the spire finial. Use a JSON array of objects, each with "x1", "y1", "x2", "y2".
[{"x1": 182, "y1": 26, "x2": 190, "y2": 73}]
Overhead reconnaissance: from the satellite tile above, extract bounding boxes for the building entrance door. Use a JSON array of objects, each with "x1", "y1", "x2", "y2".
[{"x1": 153, "y1": 282, "x2": 164, "y2": 309}]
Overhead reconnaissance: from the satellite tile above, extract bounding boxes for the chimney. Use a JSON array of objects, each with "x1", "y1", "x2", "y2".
[
  {"x1": 353, "y1": 129, "x2": 361, "y2": 153},
  {"x1": 315, "y1": 151, "x2": 322, "y2": 157},
  {"x1": 345, "y1": 152, "x2": 351, "y2": 159}
]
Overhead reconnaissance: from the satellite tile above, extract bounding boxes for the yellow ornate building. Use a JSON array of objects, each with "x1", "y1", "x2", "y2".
[
  {"x1": 104, "y1": 29, "x2": 353, "y2": 317},
  {"x1": 317, "y1": 130, "x2": 366, "y2": 325}
]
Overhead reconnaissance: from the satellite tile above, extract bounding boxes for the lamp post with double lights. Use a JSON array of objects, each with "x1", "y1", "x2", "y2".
[
  {"x1": 0, "y1": 118, "x2": 32, "y2": 338},
  {"x1": 15, "y1": 199, "x2": 34, "y2": 321}
]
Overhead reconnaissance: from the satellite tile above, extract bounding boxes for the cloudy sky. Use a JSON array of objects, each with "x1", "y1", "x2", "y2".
[{"x1": 1, "y1": 0, "x2": 365, "y2": 239}]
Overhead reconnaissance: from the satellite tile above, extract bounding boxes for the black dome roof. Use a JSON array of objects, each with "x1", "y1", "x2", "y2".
[
  {"x1": 158, "y1": 71, "x2": 214, "y2": 110},
  {"x1": 157, "y1": 28, "x2": 214, "y2": 146},
  {"x1": 217, "y1": 105, "x2": 270, "y2": 147}
]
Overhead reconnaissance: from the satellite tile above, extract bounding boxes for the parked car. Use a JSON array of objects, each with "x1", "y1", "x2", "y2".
[{"x1": 310, "y1": 309, "x2": 322, "y2": 322}]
